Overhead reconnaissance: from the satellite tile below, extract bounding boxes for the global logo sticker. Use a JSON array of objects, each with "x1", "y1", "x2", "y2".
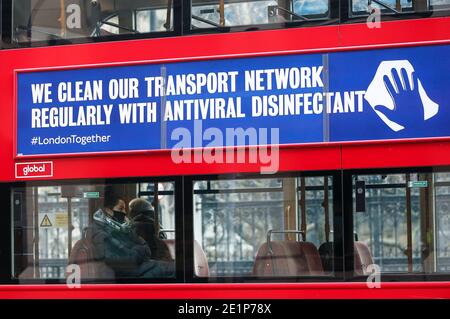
[{"x1": 15, "y1": 161, "x2": 53, "y2": 178}]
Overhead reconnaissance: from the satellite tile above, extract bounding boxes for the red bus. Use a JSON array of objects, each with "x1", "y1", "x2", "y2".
[{"x1": 0, "y1": 0, "x2": 450, "y2": 301}]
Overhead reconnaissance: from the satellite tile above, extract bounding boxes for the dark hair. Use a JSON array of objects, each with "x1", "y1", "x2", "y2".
[
  {"x1": 129, "y1": 198, "x2": 154, "y2": 219},
  {"x1": 103, "y1": 185, "x2": 122, "y2": 209}
]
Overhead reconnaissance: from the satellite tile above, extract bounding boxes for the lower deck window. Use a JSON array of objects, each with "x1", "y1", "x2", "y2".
[
  {"x1": 12, "y1": 181, "x2": 176, "y2": 281},
  {"x1": 353, "y1": 172, "x2": 450, "y2": 275},
  {"x1": 8, "y1": 168, "x2": 450, "y2": 284},
  {"x1": 193, "y1": 175, "x2": 336, "y2": 278}
]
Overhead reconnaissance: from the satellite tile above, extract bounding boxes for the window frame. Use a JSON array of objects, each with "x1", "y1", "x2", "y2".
[
  {"x1": 2, "y1": 167, "x2": 450, "y2": 285},
  {"x1": 344, "y1": 166, "x2": 450, "y2": 283},
  {"x1": 188, "y1": 0, "x2": 338, "y2": 33},
  {"x1": 1, "y1": 0, "x2": 450, "y2": 49},
  {"x1": 1, "y1": 0, "x2": 183, "y2": 49},
  {"x1": 184, "y1": 170, "x2": 345, "y2": 284},
  {"x1": 342, "y1": 0, "x2": 450, "y2": 24},
  {"x1": 7, "y1": 175, "x2": 184, "y2": 285}
]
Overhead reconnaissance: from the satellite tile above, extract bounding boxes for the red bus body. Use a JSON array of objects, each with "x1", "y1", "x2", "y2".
[{"x1": 1, "y1": 16, "x2": 450, "y2": 299}]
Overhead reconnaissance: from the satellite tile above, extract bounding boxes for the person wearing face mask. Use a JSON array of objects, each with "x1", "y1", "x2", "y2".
[
  {"x1": 109, "y1": 197, "x2": 129, "y2": 224},
  {"x1": 85, "y1": 186, "x2": 174, "y2": 278}
]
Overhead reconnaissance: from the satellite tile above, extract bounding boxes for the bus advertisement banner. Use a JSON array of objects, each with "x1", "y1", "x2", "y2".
[{"x1": 16, "y1": 44, "x2": 450, "y2": 156}]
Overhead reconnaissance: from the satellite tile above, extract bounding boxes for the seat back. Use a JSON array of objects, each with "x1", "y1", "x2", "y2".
[
  {"x1": 193, "y1": 240, "x2": 210, "y2": 277},
  {"x1": 318, "y1": 241, "x2": 334, "y2": 273},
  {"x1": 354, "y1": 241, "x2": 374, "y2": 275},
  {"x1": 318, "y1": 241, "x2": 375, "y2": 275},
  {"x1": 163, "y1": 239, "x2": 176, "y2": 260},
  {"x1": 163, "y1": 239, "x2": 209, "y2": 277},
  {"x1": 253, "y1": 241, "x2": 324, "y2": 276},
  {"x1": 68, "y1": 238, "x2": 115, "y2": 280}
]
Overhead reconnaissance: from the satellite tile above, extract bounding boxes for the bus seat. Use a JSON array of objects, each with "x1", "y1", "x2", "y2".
[
  {"x1": 68, "y1": 238, "x2": 115, "y2": 280},
  {"x1": 163, "y1": 239, "x2": 176, "y2": 259},
  {"x1": 163, "y1": 239, "x2": 210, "y2": 277},
  {"x1": 318, "y1": 241, "x2": 334, "y2": 273},
  {"x1": 354, "y1": 241, "x2": 374, "y2": 275},
  {"x1": 318, "y1": 241, "x2": 374, "y2": 275},
  {"x1": 193, "y1": 240, "x2": 210, "y2": 277},
  {"x1": 252, "y1": 241, "x2": 324, "y2": 276}
]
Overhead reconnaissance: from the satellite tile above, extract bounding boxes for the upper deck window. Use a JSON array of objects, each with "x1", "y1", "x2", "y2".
[
  {"x1": 8, "y1": 0, "x2": 332, "y2": 47},
  {"x1": 3, "y1": 0, "x2": 450, "y2": 47},
  {"x1": 352, "y1": 0, "x2": 411, "y2": 15},
  {"x1": 351, "y1": 0, "x2": 450, "y2": 16},
  {"x1": 191, "y1": 0, "x2": 330, "y2": 29},
  {"x1": 11, "y1": 0, "x2": 174, "y2": 46}
]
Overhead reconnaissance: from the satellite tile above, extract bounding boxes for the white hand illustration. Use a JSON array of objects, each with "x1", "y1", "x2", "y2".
[{"x1": 365, "y1": 60, "x2": 439, "y2": 131}]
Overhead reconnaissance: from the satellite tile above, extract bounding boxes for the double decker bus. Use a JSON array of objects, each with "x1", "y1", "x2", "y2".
[{"x1": 0, "y1": 0, "x2": 450, "y2": 300}]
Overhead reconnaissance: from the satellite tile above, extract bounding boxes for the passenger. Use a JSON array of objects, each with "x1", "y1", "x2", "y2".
[
  {"x1": 85, "y1": 187, "x2": 174, "y2": 278},
  {"x1": 151, "y1": 198, "x2": 168, "y2": 240},
  {"x1": 129, "y1": 198, "x2": 173, "y2": 262},
  {"x1": 107, "y1": 191, "x2": 128, "y2": 224}
]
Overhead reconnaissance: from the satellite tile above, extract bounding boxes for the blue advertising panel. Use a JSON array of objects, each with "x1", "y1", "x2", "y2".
[
  {"x1": 16, "y1": 44, "x2": 450, "y2": 156},
  {"x1": 329, "y1": 45, "x2": 450, "y2": 141}
]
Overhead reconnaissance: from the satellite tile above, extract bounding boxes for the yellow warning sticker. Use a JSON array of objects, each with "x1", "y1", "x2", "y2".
[
  {"x1": 39, "y1": 213, "x2": 68, "y2": 228},
  {"x1": 40, "y1": 214, "x2": 53, "y2": 227},
  {"x1": 54, "y1": 213, "x2": 68, "y2": 228}
]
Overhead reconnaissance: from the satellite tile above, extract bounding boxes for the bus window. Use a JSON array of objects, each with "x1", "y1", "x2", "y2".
[
  {"x1": 430, "y1": 0, "x2": 450, "y2": 9},
  {"x1": 192, "y1": 175, "x2": 336, "y2": 279},
  {"x1": 351, "y1": 0, "x2": 450, "y2": 16},
  {"x1": 435, "y1": 173, "x2": 450, "y2": 272},
  {"x1": 353, "y1": 171, "x2": 450, "y2": 276},
  {"x1": 351, "y1": 0, "x2": 411, "y2": 16},
  {"x1": 12, "y1": 181, "x2": 176, "y2": 282},
  {"x1": 138, "y1": 182, "x2": 176, "y2": 240},
  {"x1": 191, "y1": 0, "x2": 330, "y2": 29},
  {"x1": 11, "y1": 0, "x2": 174, "y2": 46}
]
